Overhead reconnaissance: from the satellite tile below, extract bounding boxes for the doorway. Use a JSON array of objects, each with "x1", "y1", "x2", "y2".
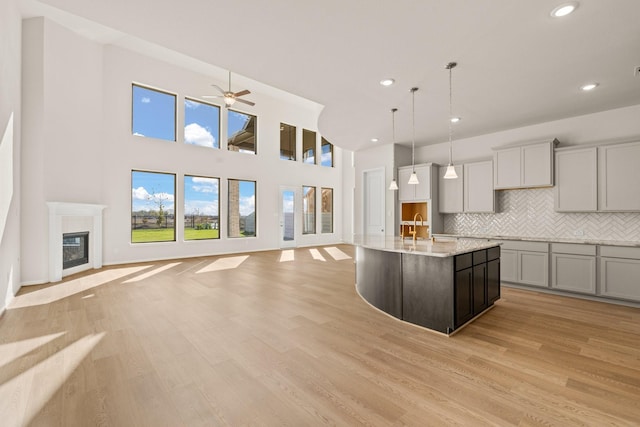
[{"x1": 363, "y1": 168, "x2": 385, "y2": 236}]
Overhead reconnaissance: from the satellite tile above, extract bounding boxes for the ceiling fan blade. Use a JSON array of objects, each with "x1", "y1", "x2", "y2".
[
  {"x1": 202, "y1": 95, "x2": 222, "y2": 99},
  {"x1": 235, "y1": 98, "x2": 255, "y2": 106},
  {"x1": 233, "y1": 89, "x2": 251, "y2": 97},
  {"x1": 211, "y1": 84, "x2": 226, "y2": 94}
]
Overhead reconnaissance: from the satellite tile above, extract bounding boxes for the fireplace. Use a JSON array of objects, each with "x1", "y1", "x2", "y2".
[
  {"x1": 48, "y1": 202, "x2": 106, "y2": 282},
  {"x1": 63, "y1": 232, "x2": 89, "y2": 269}
]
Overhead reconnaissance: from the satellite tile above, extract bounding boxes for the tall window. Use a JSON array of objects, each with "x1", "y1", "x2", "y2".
[
  {"x1": 280, "y1": 123, "x2": 296, "y2": 161},
  {"x1": 132, "y1": 84, "x2": 176, "y2": 142},
  {"x1": 228, "y1": 179, "x2": 256, "y2": 237},
  {"x1": 321, "y1": 187, "x2": 333, "y2": 233},
  {"x1": 131, "y1": 170, "x2": 176, "y2": 243},
  {"x1": 228, "y1": 110, "x2": 257, "y2": 154},
  {"x1": 303, "y1": 186, "x2": 316, "y2": 234},
  {"x1": 302, "y1": 129, "x2": 316, "y2": 164},
  {"x1": 184, "y1": 99, "x2": 220, "y2": 149},
  {"x1": 184, "y1": 175, "x2": 220, "y2": 240},
  {"x1": 321, "y1": 137, "x2": 334, "y2": 167}
]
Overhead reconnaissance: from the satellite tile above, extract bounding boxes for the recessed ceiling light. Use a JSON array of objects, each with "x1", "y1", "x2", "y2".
[
  {"x1": 450, "y1": 117, "x2": 461, "y2": 123},
  {"x1": 371, "y1": 138, "x2": 379, "y2": 142},
  {"x1": 380, "y1": 78, "x2": 395, "y2": 87},
  {"x1": 551, "y1": 2, "x2": 578, "y2": 17},
  {"x1": 581, "y1": 82, "x2": 598, "y2": 91}
]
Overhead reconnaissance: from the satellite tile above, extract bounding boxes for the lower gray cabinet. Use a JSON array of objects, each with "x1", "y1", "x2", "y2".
[
  {"x1": 499, "y1": 241, "x2": 549, "y2": 288},
  {"x1": 600, "y1": 246, "x2": 640, "y2": 302},
  {"x1": 551, "y1": 243, "x2": 596, "y2": 294}
]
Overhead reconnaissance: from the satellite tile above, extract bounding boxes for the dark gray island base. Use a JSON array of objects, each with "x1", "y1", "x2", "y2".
[{"x1": 354, "y1": 237, "x2": 501, "y2": 335}]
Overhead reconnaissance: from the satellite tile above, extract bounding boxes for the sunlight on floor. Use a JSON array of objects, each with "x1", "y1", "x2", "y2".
[
  {"x1": 279, "y1": 250, "x2": 295, "y2": 262},
  {"x1": 197, "y1": 255, "x2": 249, "y2": 273},
  {"x1": 0, "y1": 332, "x2": 66, "y2": 369},
  {"x1": 123, "y1": 262, "x2": 182, "y2": 283},
  {"x1": 323, "y1": 246, "x2": 352, "y2": 260},
  {"x1": 309, "y1": 248, "x2": 326, "y2": 262},
  {"x1": 10, "y1": 266, "x2": 152, "y2": 309},
  {"x1": 0, "y1": 332, "x2": 105, "y2": 426}
]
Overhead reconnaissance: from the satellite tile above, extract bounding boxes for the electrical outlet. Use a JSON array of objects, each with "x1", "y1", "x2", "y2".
[{"x1": 574, "y1": 229, "x2": 584, "y2": 237}]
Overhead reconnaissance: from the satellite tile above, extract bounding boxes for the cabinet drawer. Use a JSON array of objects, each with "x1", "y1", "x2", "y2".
[
  {"x1": 487, "y1": 246, "x2": 500, "y2": 261},
  {"x1": 455, "y1": 253, "x2": 472, "y2": 271},
  {"x1": 600, "y1": 246, "x2": 640, "y2": 259},
  {"x1": 551, "y1": 243, "x2": 596, "y2": 256},
  {"x1": 500, "y1": 240, "x2": 549, "y2": 252},
  {"x1": 472, "y1": 250, "x2": 487, "y2": 265}
]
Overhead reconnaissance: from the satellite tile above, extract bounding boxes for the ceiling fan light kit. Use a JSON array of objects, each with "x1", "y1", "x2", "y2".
[{"x1": 202, "y1": 71, "x2": 255, "y2": 108}]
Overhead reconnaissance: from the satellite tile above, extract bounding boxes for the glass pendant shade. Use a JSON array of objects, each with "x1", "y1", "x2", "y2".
[
  {"x1": 388, "y1": 179, "x2": 399, "y2": 190},
  {"x1": 444, "y1": 164, "x2": 458, "y2": 179},
  {"x1": 408, "y1": 172, "x2": 419, "y2": 185}
]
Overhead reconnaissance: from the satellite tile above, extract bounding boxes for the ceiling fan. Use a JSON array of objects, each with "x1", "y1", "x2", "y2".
[{"x1": 203, "y1": 71, "x2": 255, "y2": 108}]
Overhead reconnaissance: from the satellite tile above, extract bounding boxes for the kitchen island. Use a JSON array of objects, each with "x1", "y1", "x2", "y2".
[{"x1": 354, "y1": 236, "x2": 501, "y2": 335}]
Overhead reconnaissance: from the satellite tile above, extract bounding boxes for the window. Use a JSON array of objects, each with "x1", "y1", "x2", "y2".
[
  {"x1": 280, "y1": 123, "x2": 296, "y2": 161},
  {"x1": 303, "y1": 186, "x2": 316, "y2": 234},
  {"x1": 131, "y1": 170, "x2": 176, "y2": 243},
  {"x1": 184, "y1": 175, "x2": 220, "y2": 240},
  {"x1": 321, "y1": 137, "x2": 333, "y2": 167},
  {"x1": 228, "y1": 110, "x2": 257, "y2": 154},
  {"x1": 228, "y1": 179, "x2": 256, "y2": 237},
  {"x1": 302, "y1": 129, "x2": 316, "y2": 164},
  {"x1": 132, "y1": 84, "x2": 176, "y2": 142},
  {"x1": 321, "y1": 187, "x2": 333, "y2": 233},
  {"x1": 184, "y1": 99, "x2": 220, "y2": 149}
]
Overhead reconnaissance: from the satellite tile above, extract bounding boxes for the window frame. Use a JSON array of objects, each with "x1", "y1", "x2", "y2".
[
  {"x1": 227, "y1": 109, "x2": 258, "y2": 155},
  {"x1": 302, "y1": 185, "x2": 316, "y2": 235},
  {"x1": 302, "y1": 129, "x2": 317, "y2": 165},
  {"x1": 321, "y1": 137, "x2": 334, "y2": 167},
  {"x1": 131, "y1": 170, "x2": 177, "y2": 244},
  {"x1": 321, "y1": 187, "x2": 333, "y2": 233},
  {"x1": 228, "y1": 179, "x2": 257, "y2": 238},
  {"x1": 131, "y1": 83, "x2": 177, "y2": 142},
  {"x1": 184, "y1": 97, "x2": 221, "y2": 149},
  {"x1": 280, "y1": 122, "x2": 297, "y2": 161},
  {"x1": 184, "y1": 174, "x2": 220, "y2": 241}
]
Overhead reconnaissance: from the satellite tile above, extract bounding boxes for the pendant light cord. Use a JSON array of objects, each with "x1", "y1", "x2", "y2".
[{"x1": 411, "y1": 88, "x2": 417, "y2": 172}]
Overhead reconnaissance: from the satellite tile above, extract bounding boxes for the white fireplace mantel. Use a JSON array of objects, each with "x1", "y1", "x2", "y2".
[{"x1": 47, "y1": 202, "x2": 107, "y2": 283}]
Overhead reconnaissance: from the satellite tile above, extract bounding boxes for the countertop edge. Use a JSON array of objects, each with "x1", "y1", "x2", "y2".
[{"x1": 433, "y1": 234, "x2": 640, "y2": 248}]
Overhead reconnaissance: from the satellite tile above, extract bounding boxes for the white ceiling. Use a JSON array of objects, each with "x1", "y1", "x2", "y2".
[{"x1": 20, "y1": 0, "x2": 640, "y2": 151}]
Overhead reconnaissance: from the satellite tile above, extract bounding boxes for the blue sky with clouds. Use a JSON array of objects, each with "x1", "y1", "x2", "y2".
[{"x1": 132, "y1": 85, "x2": 176, "y2": 141}]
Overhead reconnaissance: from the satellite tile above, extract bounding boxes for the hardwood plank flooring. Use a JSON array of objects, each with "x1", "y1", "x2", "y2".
[{"x1": 1, "y1": 244, "x2": 639, "y2": 426}]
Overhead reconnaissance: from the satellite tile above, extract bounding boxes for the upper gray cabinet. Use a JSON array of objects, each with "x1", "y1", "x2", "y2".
[
  {"x1": 398, "y1": 164, "x2": 432, "y2": 201},
  {"x1": 598, "y1": 141, "x2": 640, "y2": 211},
  {"x1": 494, "y1": 140, "x2": 557, "y2": 189},
  {"x1": 554, "y1": 147, "x2": 598, "y2": 212},
  {"x1": 464, "y1": 160, "x2": 495, "y2": 213},
  {"x1": 438, "y1": 165, "x2": 463, "y2": 213}
]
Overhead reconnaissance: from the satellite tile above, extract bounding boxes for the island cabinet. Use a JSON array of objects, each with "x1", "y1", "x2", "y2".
[
  {"x1": 454, "y1": 246, "x2": 500, "y2": 329},
  {"x1": 494, "y1": 139, "x2": 557, "y2": 189}
]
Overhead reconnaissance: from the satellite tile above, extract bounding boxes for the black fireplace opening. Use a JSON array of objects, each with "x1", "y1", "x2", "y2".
[{"x1": 63, "y1": 232, "x2": 89, "y2": 269}]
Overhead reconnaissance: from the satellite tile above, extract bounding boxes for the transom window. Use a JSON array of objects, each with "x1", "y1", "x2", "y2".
[
  {"x1": 132, "y1": 84, "x2": 176, "y2": 142},
  {"x1": 184, "y1": 99, "x2": 220, "y2": 149},
  {"x1": 303, "y1": 129, "x2": 316, "y2": 164},
  {"x1": 228, "y1": 110, "x2": 257, "y2": 154},
  {"x1": 321, "y1": 137, "x2": 333, "y2": 167},
  {"x1": 280, "y1": 123, "x2": 296, "y2": 161}
]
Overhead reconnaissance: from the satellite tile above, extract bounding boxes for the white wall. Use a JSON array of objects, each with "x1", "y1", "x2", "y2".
[
  {"x1": 20, "y1": 18, "x2": 345, "y2": 285},
  {"x1": 416, "y1": 104, "x2": 640, "y2": 165},
  {"x1": 0, "y1": 0, "x2": 22, "y2": 312}
]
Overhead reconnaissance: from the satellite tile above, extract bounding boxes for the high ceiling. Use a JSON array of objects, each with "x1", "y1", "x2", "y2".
[{"x1": 20, "y1": 0, "x2": 640, "y2": 151}]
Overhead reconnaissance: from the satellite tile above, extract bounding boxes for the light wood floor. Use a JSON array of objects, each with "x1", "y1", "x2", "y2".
[{"x1": 1, "y1": 245, "x2": 639, "y2": 426}]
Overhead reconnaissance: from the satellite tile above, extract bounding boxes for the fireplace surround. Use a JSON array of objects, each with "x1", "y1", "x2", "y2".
[{"x1": 47, "y1": 202, "x2": 106, "y2": 282}]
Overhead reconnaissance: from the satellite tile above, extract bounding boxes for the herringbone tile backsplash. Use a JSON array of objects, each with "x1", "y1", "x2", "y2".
[{"x1": 444, "y1": 188, "x2": 640, "y2": 242}]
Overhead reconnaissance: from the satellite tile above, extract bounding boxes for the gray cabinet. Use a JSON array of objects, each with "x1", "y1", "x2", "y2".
[
  {"x1": 598, "y1": 141, "x2": 640, "y2": 211},
  {"x1": 499, "y1": 240, "x2": 549, "y2": 288},
  {"x1": 438, "y1": 165, "x2": 463, "y2": 213},
  {"x1": 494, "y1": 140, "x2": 556, "y2": 189},
  {"x1": 600, "y1": 246, "x2": 640, "y2": 302},
  {"x1": 464, "y1": 160, "x2": 495, "y2": 213},
  {"x1": 398, "y1": 164, "x2": 431, "y2": 201},
  {"x1": 554, "y1": 147, "x2": 598, "y2": 212},
  {"x1": 551, "y1": 243, "x2": 596, "y2": 294}
]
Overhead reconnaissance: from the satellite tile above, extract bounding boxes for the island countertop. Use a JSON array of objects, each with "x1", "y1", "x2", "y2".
[{"x1": 353, "y1": 235, "x2": 501, "y2": 257}]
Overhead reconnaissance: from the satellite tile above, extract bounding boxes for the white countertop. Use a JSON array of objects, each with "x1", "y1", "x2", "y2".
[
  {"x1": 433, "y1": 233, "x2": 640, "y2": 248},
  {"x1": 353, "y1": 235, "x2": 500, "y2": 257}
]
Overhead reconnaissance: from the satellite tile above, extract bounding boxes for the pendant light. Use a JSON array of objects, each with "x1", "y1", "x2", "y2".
[
  {"x1": 443, "y1": 62, "x2": 458, "y2": 179},
  {"x1": 408, "y1": 87, "x2": 419, "y2": 185},
  {"x1": 388, "y1": 108, "x2": 399, "y2": 190}
]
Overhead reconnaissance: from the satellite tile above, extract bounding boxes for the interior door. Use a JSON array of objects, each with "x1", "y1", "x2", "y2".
[
  {"x1": 363, "y1": 168, "x2": 385, "y2": 236},
  {"x1": 279, "y1": 187, "x2": 297, "y2": 248}
]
